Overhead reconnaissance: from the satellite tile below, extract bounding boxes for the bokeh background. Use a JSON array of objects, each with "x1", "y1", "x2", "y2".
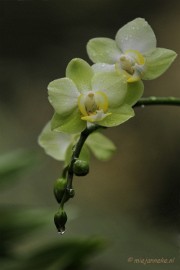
[{"x1": 0, "y1": 0, "x2": 180, "y2": 269}]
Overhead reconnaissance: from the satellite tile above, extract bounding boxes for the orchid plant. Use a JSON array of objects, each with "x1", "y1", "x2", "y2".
[{"x1": 38, "y1": 18, "x2": 178, "y2": 234}]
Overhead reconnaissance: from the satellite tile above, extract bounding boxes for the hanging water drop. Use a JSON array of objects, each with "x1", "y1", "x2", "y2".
[
  {"x1": 54, "y1": 210, "x2": 67, "y2": 233},
  {"x1": 58, "y1": 226, "x2": 66, "y2": 235}
]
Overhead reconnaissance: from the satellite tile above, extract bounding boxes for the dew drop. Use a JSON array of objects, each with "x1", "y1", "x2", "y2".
[
  {"x1": 58, "y1": 226, "x2": 65, "y2": 235},
  {"x1": 67, "y1": 188, "x2": 75, "y2": 198}
]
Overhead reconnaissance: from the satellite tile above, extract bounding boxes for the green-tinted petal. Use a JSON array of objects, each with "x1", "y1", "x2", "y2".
[
  {"x1": 92, "y1": 71, "x2": 127, "y2": 108},
  {"x1": 86, "y1": 132, "x2": 116, "y2": 161},
  {"x1": 51, "y1": 110, "x2": 86, "y2": 134},
  {"x1": 115, "y1": 18, "x2": 156, "y2": 54},
  {"x1": 79, "y1": 144, "x2": 91, "y2": 163},
  {"x1": 99, "y1": 105, "x2": 134, "y2": 127},
  {"x1": 38, "y1": 122, "x2": 71, "y2": 161},
  {"x1": 143, "y1": 48, "x2": 177, "y2": 80},
  {"x1": 92, "y1": 63, "x2": 115, "y2": 73},
  {"x1": 48, "y1": 78, "x2": 79, "y2": 115},
  {"x1": 124, "y1": 81, "x2": 144, "y2": 106},
  {"x1": 87, "y1": 38, "x2": 121, "y2": 64},
  {"x1": 66, "y1": 58, "x2": 93, "y2": 92},
  {"x1": 65, "y1": 143, "x2": 90, "y2": 165}
]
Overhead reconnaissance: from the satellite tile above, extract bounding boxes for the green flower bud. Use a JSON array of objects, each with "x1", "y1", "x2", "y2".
[
  {"x1": 54, "y1": 209, "x2": 67, "y2": 234},
  {"x1": 73, "y1": 159, "x2": 89, "y2": 176},
  {"x1": 53, "y1": 178, "x2": 67, "y2": 203}
]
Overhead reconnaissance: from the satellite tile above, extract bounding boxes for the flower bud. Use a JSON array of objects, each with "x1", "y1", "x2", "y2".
[
  {"x1": 54, "y1": 209, "x2": 67, "y2": 234},
  {"x1": 73, "y1": 159, "x2": 89, "y2": 176},
  {"x1": 53, "y1": 177, "x2": 67, "y2": 203}
]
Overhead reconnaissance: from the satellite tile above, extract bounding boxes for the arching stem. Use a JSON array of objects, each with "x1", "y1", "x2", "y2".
[
  {"x1": 60, "y1": 124, "x2": 100, "y2": 208},
  {"x1": 134, "y1": 96, "x2": 180, "y2": 107}
]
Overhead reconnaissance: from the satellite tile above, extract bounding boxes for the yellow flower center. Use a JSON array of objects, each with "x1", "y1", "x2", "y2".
[
  {"x1": 115, "y1": 49, "x2": 145, "y2": 82},
  {"x1": 78, "y1": 91, "x2": 111, "y2": 122}
]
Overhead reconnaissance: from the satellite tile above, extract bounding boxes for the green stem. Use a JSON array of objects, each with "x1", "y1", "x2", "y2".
[
  {"x1": 60, "y1": 124, "x2": 100, "y2": 208},
  {"x1": 134, "y1": 96, "x2": 180, "y2": 107},
  {"x1": 62, "y1": 166, "x2": 68, "y2": 178},
  {"x1": 67, "y1": 124, "x2": 100, "y2": 189}
]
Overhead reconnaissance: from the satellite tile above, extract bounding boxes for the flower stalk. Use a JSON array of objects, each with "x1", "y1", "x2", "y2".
[
  {"x1": 134, "y1": 96, "x2": 180, "y2": 107},
  {"x1": 67, "y1": 124, "x2": 100, "y2": 187},
  {"x1": 60, "y1": 124, "x2": 101, "y2": 209}
]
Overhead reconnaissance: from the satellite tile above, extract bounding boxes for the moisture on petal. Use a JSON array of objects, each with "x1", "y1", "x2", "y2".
[
  {"x1": 87, "y1": 38, "x2": 121, "y2": 64},
  {"x1": 92, "y1": 63, "x2": 115, "y2": 73},
  {"x1": 115, "y1": 18, "x2": 157, "y2": 54}
]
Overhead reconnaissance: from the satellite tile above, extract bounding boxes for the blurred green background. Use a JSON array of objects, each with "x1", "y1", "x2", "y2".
[{"x1": 0, "y1": 0, "x2": 180, "y2": 269}]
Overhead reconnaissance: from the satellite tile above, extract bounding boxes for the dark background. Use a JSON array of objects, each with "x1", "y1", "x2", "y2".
[{"x1": 0, "y1": 1, "x2": 180, "y2": 269}]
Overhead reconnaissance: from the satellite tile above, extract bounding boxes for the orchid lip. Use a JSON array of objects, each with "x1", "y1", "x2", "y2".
[
  {"x1": 78, "y1": 90, "x2": 110, "y2": 122},
  {"x1": 116, "y1": 50, "x2": 145, "y2": 82}
]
